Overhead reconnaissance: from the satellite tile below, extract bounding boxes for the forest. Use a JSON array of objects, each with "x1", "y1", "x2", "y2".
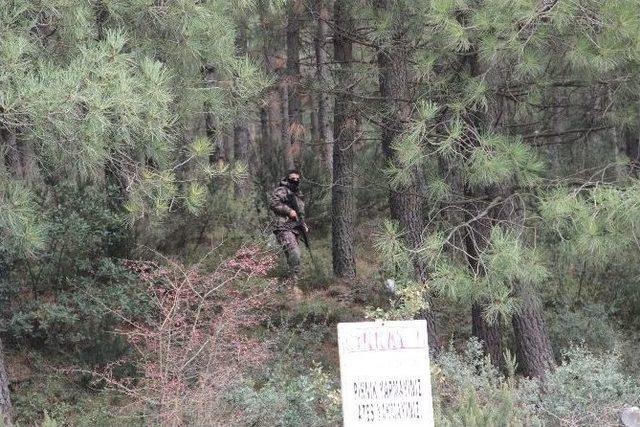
[{"x1": 1, "y1": 0, "x2": 640, "y2": 425}]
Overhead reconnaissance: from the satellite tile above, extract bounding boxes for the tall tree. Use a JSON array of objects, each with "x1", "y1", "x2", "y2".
[
  {"x1": 0, "y1": 126, "x2": 15, "y2": 425},
  {"x1": 233, "y1": 20, "x2": 251, "y2": 187},
  {"x1": 0, "y1": 337, "x2": 12, "y2": 426},
  {"x1": 460, "y1": 48, "x2": 504, "y2": 367},
  {"x1": 484, "y1": 13, "x2": 556, "y2": 378},
  {"x1": 258, "y1": 0, "x2": 290, "y2": 172},
  {"x1": 464, "y1": 194, "x2": 505, "y2": 367},
  {"x1": 0, "y1": 3, "x2": 268, "y2": 419},
  {"x1": 375, "y1": 0, "x2": 440, "y2": 352},
  {"x1": 331, "y1": 0, "x2": 357, "y2": 278},
  {"x1": 314, "y1": 0, "x2": 333, "y2": 170},
  {"x1": 286, "y1": 0, "x2": 304, "y2": 166}
]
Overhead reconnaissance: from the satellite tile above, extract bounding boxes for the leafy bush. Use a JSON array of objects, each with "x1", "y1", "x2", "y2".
[
  {"x1": 12, "y1": 367, "x2": 134, "y2": 426},
  {"x1": 547, "y1": 303, "x2": 620, "y2": 358},
  {"x1": 92, "y1": 245, "x2": 278, "y2": 425},
  {"x1": 433, "y1": 339, "x2": 540, "y2": 427},
  {"x1": 433, "y1": 339, "x2": 638, "y2": 427},
  {"x1": 2, "y1": 185, "x2": 143, "y2": 365},
  {"x1": 226, "y1": 362, "x2": 341, "y2": 427},
  {"x1": 523, "y1": 347, "x2": 639, "y2": 426}
]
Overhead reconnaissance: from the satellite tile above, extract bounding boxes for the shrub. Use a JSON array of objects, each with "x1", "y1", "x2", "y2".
[
  {"x1": 92, "y1": 245, "x2": 277, "y2": 425},
  {"x1": 226, "y1": 362, "x2": 341, "y2": 427},
  {"x1": 2, "y1": 184, "x2": 140, "y2": 365},
  {"x1": 522, "y1": 346, "x2": 639, "y2": 426},
  {"x1": 547, "y1": 303, "x2": 620, "y2": 358},
  {"x1": 433, "y1": 339, "x2": 541, "y2": 427},
  {"x1": 433, "y1": 339, "x2": 639, "y2": 427}
]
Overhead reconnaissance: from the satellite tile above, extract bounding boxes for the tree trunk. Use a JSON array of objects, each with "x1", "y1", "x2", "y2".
[
  {"x1": 94, "y1": 0, "x2": 108, "y2": 41},
  {"x1": 286, "y1": 0, "x2": 303, "y2": 166},
  {"x1": 511, "y1": 282, "x2": 555, "y2": 378},
  {"x1": 280, "y1": 83, "x2": 295, "y2": 170},
  {"x1": 0, "y1": 337, "x2": 12, "y2": 426},
  {"x1": 376, "y1": 0, "x2": 440, "y2": 354},
  {"x1": 464, "y1": 196, "x2": 504, "y2": 368},
  {"x1": 309, "y1": 102, "x2": 319, "y2": 145},
  {"x1": 459, "y1": 49, "x2": 504, "y2": 368},
  {"x1": 267, "y1": 91, "x2": 283, "y2": 168},
  {"x1": 315, "y1": 0, "x2": 333, "y2": 170},
  {"x1": 233, "y1": 123, "x2": 250, "y2": 168},
  {"x1": 331, "y1": 0, "x2": 357, "y2": 279},
  {"x1": 623, "y1": 127, "x2": 640, "y2": 177},
  {"x1": 0, "y1": 126, "x2": 15, "y2": 426},
  {"x1": 222, "y1": 133, "x2": 232, "y2": 166},
  {"x1": 485, "y1": 56, "x2": 555, "y2": 378},
  {"x1": 1, "y1": 129, "x2": 24, "y2": 178},
  {"x1": 259, "y1": 105, "x2": 272, "y2": 172},
  {"x1": 472, "y1": 303, "x2": 503, "y2": 365},
  {"x1": 203, "y1": 65, "x2": 225, "y2": 167},
  {"x1": 259, "y1": 1, "x2": 285, "y2": 173},
  {"x1": 233, "y1": 21, "x2": 250, "y2": 166}
]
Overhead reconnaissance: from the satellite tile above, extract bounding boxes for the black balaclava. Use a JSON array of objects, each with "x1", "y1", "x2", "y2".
[{"x1": 287, "y1": 175, "x2": 300, "y2": 192}]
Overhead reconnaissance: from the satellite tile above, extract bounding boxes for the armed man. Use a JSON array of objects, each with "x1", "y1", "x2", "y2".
[{"x1": 269, "y1": 169, "x2": 310, "y2": 278}]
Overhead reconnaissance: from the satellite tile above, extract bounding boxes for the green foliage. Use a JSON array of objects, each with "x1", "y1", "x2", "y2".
[
  {"x1": 41, "y1": 412, "x2": 59, "y2": 427},
  {"x1": 547, "y1": 303, "x2": 620, "y2": 359},
  {"x1": 2, "y1": 185, "x2": 148, "y2": 365},
  {"x1": 434, "y1": 340, "x2": 638, "y2": 426},
  {"x1": 374, "y1": 220, "x2": 413, "y2": 279},
  {"x1": 4, "y1": 0, "x2": 640, "y2": 423},
  {"x1": 523, "y1": 347, "x2": 639, "y2": 426},
  {"x1": 226, "y1": 362, "x2": 340, "y2": 427},
  {"x1": 0, "y1": 0, "x2": 269, "y2": 241},
  {"x1": 378, "y1": 218, "x2": 549, "y2": 323},
  {"x1": 12, "y1": 366, "x2": 134, "y2": 426},
  {"x1": 467, "y1": 134, "x2": 544, "y2": 189},
  {"x1": 0, "y1": 182, "x2": 45, "y2": 258},
  {"x1": 434, "y1": 339, "x2": 541, "y2": 426},
  {"x1": 540, "y1": 182, "x2": 640, "y2": 262}
]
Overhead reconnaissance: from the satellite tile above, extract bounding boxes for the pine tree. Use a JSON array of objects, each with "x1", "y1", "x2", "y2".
[
  {"x1": 375, "y1": 0, "x2": 441, "y2": 353},
  {"x1": 286, "y1": 0, "x2": 304, "y2": 166},
  {"x1": 0, "y1": 2, "x2": 267, "y2": 416},
  {"x1": 332, "y1": 0, "x2": 358, "y2": 279},
  {"x1": 313, "y1": 0, "x2": 334, "y2": 170}
]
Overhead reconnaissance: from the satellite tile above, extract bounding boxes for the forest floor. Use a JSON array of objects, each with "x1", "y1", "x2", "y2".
[
  {"x1": 6, "y1": 236, "x2": 393, "y2": 425},
  {"x1": 8, "y1": 233, "x2": 638, "y2": 426}
]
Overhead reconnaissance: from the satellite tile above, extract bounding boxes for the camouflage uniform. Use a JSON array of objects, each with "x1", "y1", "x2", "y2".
[{"x1": 269, "y1": 179, "x2": 305, "y2": 275}]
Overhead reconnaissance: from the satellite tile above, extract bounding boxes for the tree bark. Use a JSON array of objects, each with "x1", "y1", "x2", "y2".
[
  {"x1": 94, "y1": 0, "x2": 108, "y2": 41},
  {"x1": 622, "y1": 127, "x2": 640, "y2": 177},
  {"x1": 1, "y1": 128, "x2": 25, "y2": 178},
  {"x1": 259, "y1": 1, "x2": 286, "y2": 172},
  {"x1": 331, "y1": 0, "x2": 357, "y2": 279},
  {"x1": 309, "y1": 102, "x2": 319, "y2": 145},
  {"x1": 511, "y1": 282, "x2": 555, "y2": 378},
  {"x1": 280, "y1": 83, "x2": 295, "y2": 170},
  {"x1": 0, "y1": 126, "x2": 15, "y2": 426},
  {"x1": 315, "y1": 0, "x2": 333, "y2": 170},
  {"x1": 203, "y1": 65, "x2": 225, "y2": 167},
  {"x1": 464, "y1": 195, "x2": 504, "y2": 368},
  {"x1": 485, "y1": 55, "x2": 555, "y2": 378},
  {"x1": 286, "y1": 0, "x2": 304, "y2": 166},
  {"x1": 376, "y1": 0, "x2": 440, "y2": 354},
  {"x1": 459, "y1": 49, "x2": 505, "y2": 368},
  {"x1": 233, "y1": 123, "x2": 250, "y2": 167},
  {"x1": 259, "y1": 105, "x2": 271, "y2": 170},
  {"x1": 233, "y1": 21, "x2": 251, "y2": 194},
  {"x1": 0, "y1": 337, "x2": 12, "y2": 426}
]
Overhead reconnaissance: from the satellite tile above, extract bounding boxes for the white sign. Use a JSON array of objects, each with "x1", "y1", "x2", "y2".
[{"x1": 337, "y1": 320, "x2": 434, "y2": 427}]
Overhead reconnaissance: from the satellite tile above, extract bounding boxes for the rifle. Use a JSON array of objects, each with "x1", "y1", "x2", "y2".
[
  {"x1": 287, "y1": 191, "x2": 321, "y2": 272},
  {"x1": 287, "y1": 192, "x2": 310, "y2": 250}
]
